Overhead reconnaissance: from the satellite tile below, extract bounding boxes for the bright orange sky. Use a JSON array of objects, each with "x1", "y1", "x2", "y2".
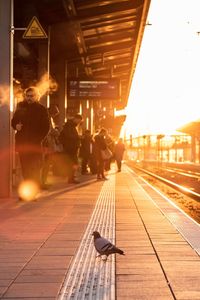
[{"x1": 123, "y1": 0, "x2": 200, "y2": 137}]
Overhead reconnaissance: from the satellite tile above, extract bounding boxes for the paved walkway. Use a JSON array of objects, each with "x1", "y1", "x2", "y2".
[{"x1": 0, "y1": 165, "x2": 200, "y2": 299}]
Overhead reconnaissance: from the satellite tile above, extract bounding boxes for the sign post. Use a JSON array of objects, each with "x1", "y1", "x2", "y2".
[{"x1": 21, "y1": 17, "x2": 49, "y2": 107}]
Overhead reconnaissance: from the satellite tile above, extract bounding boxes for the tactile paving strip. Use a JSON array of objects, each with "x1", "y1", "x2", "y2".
[{"x1": 58, "y1": 175, "x2": 115, "y2": 300}]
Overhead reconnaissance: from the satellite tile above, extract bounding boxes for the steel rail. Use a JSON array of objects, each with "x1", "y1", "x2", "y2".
[
  {"x1": 132, "y1": 165, "x2": 200, "y2": 201},
  {"x1": 160, "y1": 167, "x2": 200, "y2": 179}
]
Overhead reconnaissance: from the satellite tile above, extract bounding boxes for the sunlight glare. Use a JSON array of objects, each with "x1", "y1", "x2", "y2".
[{"x1": 123, "y1": 0, "x2": 200, "y2": 137}]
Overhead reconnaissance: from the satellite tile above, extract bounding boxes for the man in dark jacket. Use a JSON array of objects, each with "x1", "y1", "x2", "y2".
[
  {"x1": 60, "y1": 114, "x2": 83, "y2": 183},
  {"x1": 94, "y1": 128, "x2": 108, "y2": 180},
  {"x1": 79, "y1": 130, "x2": 96, "y2": 175},
  {"x1": 11, "y1": 86, "x2": 50, "y2": 191}
]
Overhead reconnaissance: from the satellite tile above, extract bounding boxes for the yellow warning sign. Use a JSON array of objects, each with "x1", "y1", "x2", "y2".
[{"x1": 23, "y1": 16, "x2": 47, "y2": 39}]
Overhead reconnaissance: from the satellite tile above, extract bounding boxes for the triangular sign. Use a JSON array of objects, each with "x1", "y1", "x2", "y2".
[{"x1": 23, "y1": 16, "x2": 47, "y2": 39}]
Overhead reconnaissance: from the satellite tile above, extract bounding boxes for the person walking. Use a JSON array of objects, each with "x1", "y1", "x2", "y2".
[
  {"x1": 114, "y1": 138, "x2": 125, "y2": 172},
  {"x1": 11, "y1": 86, "x2": 50, "y2": 194},
  {"x1": 59, "y1": 114, "x2": 83, "y2": 184}
]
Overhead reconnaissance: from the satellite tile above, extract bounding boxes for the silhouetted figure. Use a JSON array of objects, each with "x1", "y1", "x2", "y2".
[
  {"x1": 41, "y1": 125, "x2": 61, "y2": 187},
  {"x1": 60, "y1": 114, "x2": 83, "y2": 184},
  {"x1": 41, "y1": 105, "x2": 61, "y2": 188},
  {"x1": 104, "y1": 133, "x2": 114, "y2": 171},
  {"x1": 11, "y1": 86, "x2": 50, "y2": 190},
  {"x1": 94, "y1": 128, "x2": 108, "y2": 180},
  {"x1": 79, "y1": 130, "x2": 94, "y2": 174},
  {"x1": 114, "y1": 138, "x2": 125, "y2": 172}
]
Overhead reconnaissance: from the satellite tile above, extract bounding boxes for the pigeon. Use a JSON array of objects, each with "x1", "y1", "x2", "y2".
[{"x1": 92, "y1": 231, "x2": 125, "y2": 260}]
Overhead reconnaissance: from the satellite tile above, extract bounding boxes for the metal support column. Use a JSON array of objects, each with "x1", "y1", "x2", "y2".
[
  {"x1": 64, "y1": 61, "x2": 68, "y2": 122},
  {"x1": 0, "y1": 0, "x2": 13, "y2": 197}
]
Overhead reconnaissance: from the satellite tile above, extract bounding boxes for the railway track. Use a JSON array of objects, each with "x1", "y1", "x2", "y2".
[
  {"x1": 163, "y1": 167, "x2": 200, "y2": 179},
  {"x1": 132, "y1": 164, "x2": 200, "y2": 201},
  {"x1": 127, "y1": 161, "x2": 200, "y2": 224}
]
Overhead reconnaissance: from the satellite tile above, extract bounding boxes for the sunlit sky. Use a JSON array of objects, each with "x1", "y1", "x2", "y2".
[{"x1": 123, "y1": 0, "x2": 200, "y2": 137}]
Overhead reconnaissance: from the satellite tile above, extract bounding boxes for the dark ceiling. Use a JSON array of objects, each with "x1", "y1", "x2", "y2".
[{"x1": 14, "y1": 0, "x2": 151, "y2": 109}]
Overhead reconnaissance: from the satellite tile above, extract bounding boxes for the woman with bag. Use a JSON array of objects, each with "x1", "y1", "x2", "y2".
[{"x1": 94, "y1": 128, "x2": 110, "y2": 180}]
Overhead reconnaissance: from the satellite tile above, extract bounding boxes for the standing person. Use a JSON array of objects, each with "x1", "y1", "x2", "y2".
[
  {"x1": 79, "y1": 130, "x2": 93, "y2": 175},
  {"x1": 40, "y1": 106, "x2": 61, "y2": 188},
  {"x1": 104, "y1": 132, "x2": 114, "y2": 171},
  {"x1": 11, "y1": 86, "x2": 50, "y2": 195},
  {"x1": 114, "y1": 138, "x2": 126, "y2": 172},
  {"x1": 41, "y1": 125, "x2": 61, "y2": 188},
  {"x1": 94, "y1": 128, "x2": 108, "y2": 180},
  {"x1": 59, "y1": 114, "x2": 83, "y2": 184}
]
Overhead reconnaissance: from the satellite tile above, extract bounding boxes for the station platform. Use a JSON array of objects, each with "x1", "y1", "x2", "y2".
[{"x1": 0, "y1": 164, "x2": 200, "y2": 300}]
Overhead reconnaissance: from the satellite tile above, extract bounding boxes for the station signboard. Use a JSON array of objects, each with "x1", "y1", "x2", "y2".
[{"x1": 67, "y1": 78, "x2": 120, "y2": 100}]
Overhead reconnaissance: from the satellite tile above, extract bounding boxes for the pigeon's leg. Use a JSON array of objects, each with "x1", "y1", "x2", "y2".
[
  {"x1": 101, "y1": 255, "x2": 108, "y2": 262},
  {"x1": 96, "y1": 254, "x2": 102, "y2": 258}
]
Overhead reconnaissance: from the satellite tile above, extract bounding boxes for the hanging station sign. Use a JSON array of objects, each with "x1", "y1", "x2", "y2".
[{"x1": 67, "y1": 79, "x2": 120, "y2": 100}]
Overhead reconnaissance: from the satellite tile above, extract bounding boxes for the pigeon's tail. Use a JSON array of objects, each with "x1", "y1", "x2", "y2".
[{"x1": 116, "y1": 248, "x2": 125, "y2": 255}]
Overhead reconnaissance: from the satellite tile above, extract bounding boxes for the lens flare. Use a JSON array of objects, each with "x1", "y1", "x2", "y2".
[
  {"x1": 18, "y1": 180, "x2": 40, "y2": 201},
  {"x1": 0, "y1": 85, "x2": 10, "y2": 106},
  {"x1": 36, "y1": 73, "x2": 58, "y2": 97}
]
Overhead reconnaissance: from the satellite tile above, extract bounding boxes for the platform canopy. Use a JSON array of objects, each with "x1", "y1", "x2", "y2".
[
  {"x1": 14, "y1": 0, "x2": 151, "y2": 109},
  {"x1": 177, "y1": 120, "x2": 200, "y2": 137}
]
